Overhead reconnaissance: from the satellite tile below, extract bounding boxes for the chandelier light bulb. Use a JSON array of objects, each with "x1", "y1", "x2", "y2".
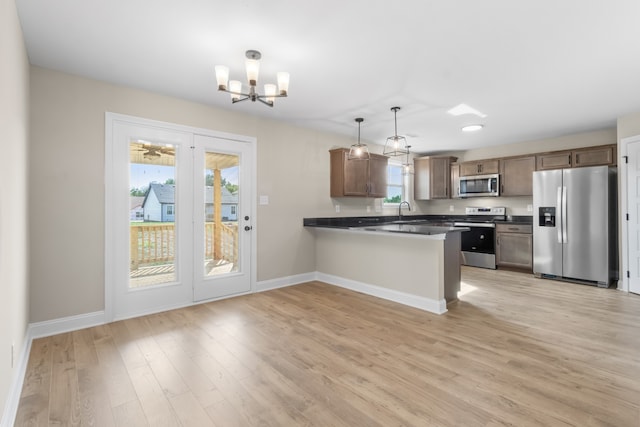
[{"x1": 214, "y1": 65, "x2": 229, "y2": 90}]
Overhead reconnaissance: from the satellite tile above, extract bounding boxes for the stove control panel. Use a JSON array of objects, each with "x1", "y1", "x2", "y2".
[{"x1": 465, "y1": 207, "x2": 506, "y2": 216}]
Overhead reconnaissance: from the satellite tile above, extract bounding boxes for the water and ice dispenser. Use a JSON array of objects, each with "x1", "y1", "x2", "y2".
[{"x1": 538, "y1": 207, "x2": 556, "y2": 227}]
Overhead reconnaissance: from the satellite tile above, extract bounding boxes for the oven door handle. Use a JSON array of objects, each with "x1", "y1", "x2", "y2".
[{"x1": 454, "y1": 222, "x2": 496, "y2": 228}]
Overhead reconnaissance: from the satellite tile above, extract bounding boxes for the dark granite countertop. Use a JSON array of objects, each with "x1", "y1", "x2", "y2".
[{"x1": 304, "y1": 214, "x2": 533, "y2": 228}]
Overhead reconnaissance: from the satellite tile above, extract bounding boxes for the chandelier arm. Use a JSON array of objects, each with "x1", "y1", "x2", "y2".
[
  {"x1": 218, "y1": 87, "x2": 252, "y2": 97},
  {"x1": 258, "y1": 94, "x2": 288, "y2": 99},
  {"x1": 257, "y1": 97, "x2": 274, "y2": 107},
  {"x1": 231, "y1": 96, "x2": 250, "y2": 104}
]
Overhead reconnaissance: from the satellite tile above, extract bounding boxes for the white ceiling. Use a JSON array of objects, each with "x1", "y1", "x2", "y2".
[{"x1": 15, "y1": 0, "x2": 640, "y2": 154}]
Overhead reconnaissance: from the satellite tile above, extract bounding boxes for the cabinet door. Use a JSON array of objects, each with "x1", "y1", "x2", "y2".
[
  {"x1": 479, "y1": 159, "x2": 500, "y2": 174},
  {"x1": 459, "y1": 159, "x2": 499, "y2": 176},
  {"x1": 450, "y1": 163, "x2": 460, "y2": 198},
  {"x1": 459, "y1": 162, "x2": 481, "y2": 176},
  {"x1": 536, "y1": 151, "x2": 572, "y2": 170},
  {"x1": 500, "y1": 156, "x2": 535, "y2": 196},
  {"x1": 368, "y1": 154, "x2": 388, "y2": 198},
  {"x1": 572, "y1": 145, "x2": 616, "y2": 167},
  {"x1": 430, "y1": 157, "x2": 451, "y2": 199},
  {"x1": 496, "y1": 233, "x2": 533, "y2": 270},
  {"x1": 342, "y1": 156, "x2": 369, "y2": 196}
]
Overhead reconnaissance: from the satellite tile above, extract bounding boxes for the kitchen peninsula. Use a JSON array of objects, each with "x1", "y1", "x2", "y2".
[{"x1": 304, "y1": 217, "x2": 469, "y2": 314}]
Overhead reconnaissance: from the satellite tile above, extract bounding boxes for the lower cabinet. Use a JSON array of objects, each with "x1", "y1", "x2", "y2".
[{"x1": 496, "y1": 224, "x2": 533, "y2": 271}]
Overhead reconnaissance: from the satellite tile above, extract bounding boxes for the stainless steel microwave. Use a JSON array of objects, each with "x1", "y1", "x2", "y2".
[{"x1": 458, "y1": 174, "x2": 500, "y2": 197}]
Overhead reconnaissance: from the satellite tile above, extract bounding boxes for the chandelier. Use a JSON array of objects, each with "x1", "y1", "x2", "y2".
[
  {"x1": 348, "y1": 118, "x2": 370, "y2": 160},
  {"x1": 383, "y1": 106, "x2": 410, "y2": 156},
  {"x1": 215, "y1": 50, "x2": 289, "y2": 107}
]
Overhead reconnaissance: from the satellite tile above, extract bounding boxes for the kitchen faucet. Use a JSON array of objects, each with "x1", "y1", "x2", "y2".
[{"x1": 398, "y1": 201, "x2": 411, "y2": 220}]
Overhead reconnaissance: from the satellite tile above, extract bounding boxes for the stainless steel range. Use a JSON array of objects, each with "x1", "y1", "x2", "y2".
[{"x1": 454, "y1": 207, "x2": 506, "y2": 269}]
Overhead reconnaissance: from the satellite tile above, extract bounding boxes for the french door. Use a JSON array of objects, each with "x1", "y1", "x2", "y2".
[{"x1": 106, "y1": 114, "x2": 255, "y2": 321}]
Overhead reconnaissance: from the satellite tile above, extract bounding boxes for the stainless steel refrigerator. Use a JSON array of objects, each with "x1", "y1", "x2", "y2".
[{"x1": 533, "y1": 165, "x2": 617, "y2": 287}]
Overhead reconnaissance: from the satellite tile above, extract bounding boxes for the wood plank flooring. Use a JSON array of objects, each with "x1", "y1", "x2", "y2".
[{"x1": 14, "y1": 267, "x2": 640, "y2": 426}]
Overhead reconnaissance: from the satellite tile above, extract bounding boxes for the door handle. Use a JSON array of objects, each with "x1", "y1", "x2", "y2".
[
  {"x1": 556, "y1": 186, "x2": 562, "y2": 244},
  {"x1": 561, "y1": 186, "x2": 567, "y2": 244},
  {"x1": 244, "y1": 226, "x2": 252, "y2": 231}
]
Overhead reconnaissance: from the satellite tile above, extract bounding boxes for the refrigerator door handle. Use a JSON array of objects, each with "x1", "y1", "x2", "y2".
[
  {"x1": 557, "y1": 186, "x2": 563, "y2": 244},
  {"x1": 562, "y1": 186, "x2": 568, "y2": 244}
]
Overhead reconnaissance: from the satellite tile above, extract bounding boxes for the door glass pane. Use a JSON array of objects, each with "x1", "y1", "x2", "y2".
[
  {"x1": 204, "y1": 151, "x2": 240, "y2": 276},
  {"x1": 129, "y1": 140, "x2": 177, "y2": 288}
]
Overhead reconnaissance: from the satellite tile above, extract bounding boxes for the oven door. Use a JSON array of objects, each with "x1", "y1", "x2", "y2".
[
  {"x1": 459, "y1": 226, "x2": 495, "y2": 253},
  {"x1": 455, "y1": 222, "x2": 497, "y2": 269}
]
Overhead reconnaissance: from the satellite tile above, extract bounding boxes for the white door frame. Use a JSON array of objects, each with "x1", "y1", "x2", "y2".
[
  {"x1": 619, "y1": 134, "x2": 640, "y2": 293},
  {"x1": 105, "y1": 112, "x2": 257, "y2": 322}
]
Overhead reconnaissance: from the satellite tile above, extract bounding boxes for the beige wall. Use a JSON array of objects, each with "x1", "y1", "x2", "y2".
[
  {"x1": 30, "y1": 66, "x2": 401, "y2": 322},
  {"x1": 617, "y1": 112, "x2": 640, "y2": 140},
  {"x1": 0, "y1": 0, "x2": 30, "y2": 420}
]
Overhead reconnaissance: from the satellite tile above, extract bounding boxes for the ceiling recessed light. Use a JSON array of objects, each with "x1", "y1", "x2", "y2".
[
  {"x1": 462, "y1": 124, "x2": 484, "y2": 132},
  {"x1": 447, "y1": 103, "x2": 487, "y2": 118}
]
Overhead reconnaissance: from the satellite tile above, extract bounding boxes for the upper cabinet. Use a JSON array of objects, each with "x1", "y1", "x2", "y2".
[
  {"x1": 500, "y1": 156, "x2": 536, "y2": 196},
  {"x1": 459, "y1": 159, "x2": 499, "y2": 176},
  {"x1": 537, "y1": 144, "x2": 616, "y2": 170},
  {"x1": 414, "y1": 156, "x2": 457, "y2": 200},
  {"x1": 329, "y1": 148, "x2": 388, "y2": 198},
  {"x1": 536, "y1": 150, "x2": 572, "y2": 170},
  {"x1": 450, "y1": 162, "x2": 460, "y2": 199},
  {"x1": 572, "y1": 145, "x2": 616, "y2": 168}
]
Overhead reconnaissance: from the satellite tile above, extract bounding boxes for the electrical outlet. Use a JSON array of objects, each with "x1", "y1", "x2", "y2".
[
  {"x1": 335, "y1": 205, "x2": 340, "y2": 213},
  {"x1": 527, "y1": 204, "x2": 533, "y2": 212},
  {"x1": 449, "y1": 205, "x2": 455, "y2": 212},
  {"x1": 366, "y1": 206, "x2": 371, "y2": 213}
]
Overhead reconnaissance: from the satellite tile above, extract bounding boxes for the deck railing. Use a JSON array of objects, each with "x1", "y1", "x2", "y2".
[{"x1": 130, "y1": 222, "x2": 237, "y2": 270}]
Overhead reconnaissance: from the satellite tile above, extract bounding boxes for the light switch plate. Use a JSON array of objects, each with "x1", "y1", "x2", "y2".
[
  {"x1": 259, "y1": 195, "x2": 269, "y2": 205},
  {"x1": 335, "y1": 205, "x2": 340, "y2": 213}
]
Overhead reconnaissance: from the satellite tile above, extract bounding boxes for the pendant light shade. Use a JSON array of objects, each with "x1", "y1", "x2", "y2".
[
  {"x1": 402, "y1": 145, "x2": 413, "y2": 175},
  {"x1": 383, "y1": 106, "x2": 410, "y2": 156},
  {"x1": 348, "y1": 118, "x2": 370, "y2": 160}
]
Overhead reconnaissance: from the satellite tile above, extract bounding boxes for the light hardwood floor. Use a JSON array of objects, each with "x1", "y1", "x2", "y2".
[{"x1": 14, "y1": 267, "x2": 640, "y2": 426}]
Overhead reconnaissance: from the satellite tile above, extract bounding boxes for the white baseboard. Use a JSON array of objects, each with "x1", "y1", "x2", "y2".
[
  {"x1": 29, "y1": 311, "x2": 106, "y2": 340},
  {"x1": 316, "y1": 272, "x2": 448, "y2": 315},
  {"x1": 255, "y1": 272, "x2": 316, "y2": 292},
  {"x1": 0, "y1": 331, "x2": 31, "y2": 427},
  {"x1": 1, "y1": 311, "x2": 107, "y2": 426}
]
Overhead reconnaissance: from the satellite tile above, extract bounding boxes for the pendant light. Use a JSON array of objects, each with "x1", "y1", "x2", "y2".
[
  {"x1": 402, "y1": 145, "x2": 413, "y2": 175},
  {"x1": 383, "y1": 106, "x2": 410, "y2": 156},
  {"x1": 348, "y1": 118, "x2": 370, "y2": 160}
]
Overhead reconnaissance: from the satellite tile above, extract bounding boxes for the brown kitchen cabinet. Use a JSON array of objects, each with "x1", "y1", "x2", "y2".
[
  {"x1": 496, "y1": 223, "x2": 533, "y2": 271},
  {"x1": 450, "y1": 162, "x2": 460, "y2": 198},
  {"x1": 329, "y1": 148, "x2": 388, "y2": 198},
  {"x1": 536, "y1": 150, "x2": 573, "y2": 170},
  {"x1": 500, "y1": 156, "x2": 536, "y2": 196},
  {"x1": 572, "y1": 145, "x2": 616, "y2": 168},
  {"x1": 414, "y1": 156, "x2": 457, "y2": 200},
  {"x1": 536, "y1": 144, "x2": 616, "y2": 170},
  {"x1": 459, "y1": 159, "x2": 500, "y2": 176}
]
